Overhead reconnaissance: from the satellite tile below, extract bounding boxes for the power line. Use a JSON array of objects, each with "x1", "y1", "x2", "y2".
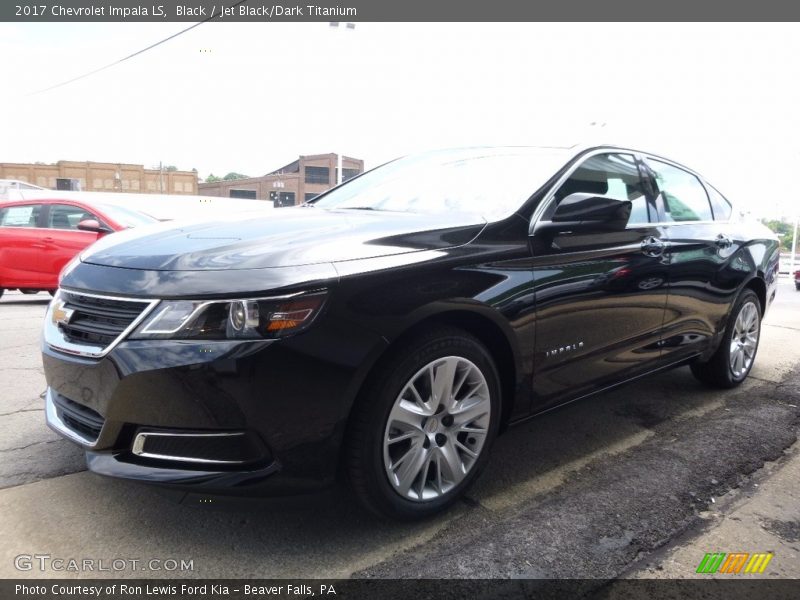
[{"x1": 26, "y1": 1, "x2": 248, "y2": 97}]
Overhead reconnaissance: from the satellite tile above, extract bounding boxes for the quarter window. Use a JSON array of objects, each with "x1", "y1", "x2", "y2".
[
  {"x1": 47, "y1": 204, "x2": 100, "y2": 230},
  {"x1": 648, "y1": 160, "x2": 713, "y2": 223},
  {"x1": 0, "y1": 204, "x2": 42, "y2": 227},
  {"x1": 549, "y1": 153, "x2": 650, "y2": 223},
  {"x1": 705, "y1": 183, "x2": 733, "y2": 221}
]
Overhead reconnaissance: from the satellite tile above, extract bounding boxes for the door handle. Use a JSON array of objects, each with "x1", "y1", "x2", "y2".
[
  {"x1": 641, "y1": 236, "x2": 666, "y2": 257},
  {"x1": 42, "y1": 237, "x2": 55, "y2": 243},
  {"x1": 715, "y1": 234, "x2": 733, "y2": 249}
]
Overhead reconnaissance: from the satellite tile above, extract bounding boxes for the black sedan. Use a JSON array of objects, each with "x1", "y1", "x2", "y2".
[{"x1": 41, "y1": 146, "x2": 779, "y2": 519}]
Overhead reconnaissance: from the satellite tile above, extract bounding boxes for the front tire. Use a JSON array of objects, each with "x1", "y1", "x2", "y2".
[
  {"x1": 346, "y1": 327, "x2": 501, "y2": 519},
  {"x1": 691, "y1": 289, "x2": 761, "y2": 388}
]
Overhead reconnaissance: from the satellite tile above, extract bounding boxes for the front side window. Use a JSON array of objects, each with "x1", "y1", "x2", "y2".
[
  {"x1": 47, "y1": 204, "x2": 100, "y2": 230},
  {"x1": 547, "y1": 153, "x2": 650, "y2": 224},
  {"x1": 648, "y1": 160, "x2": 712, "y2": 223},
  {"x1": 0, "y1": 204, "x2": 42, "y2": 227}
]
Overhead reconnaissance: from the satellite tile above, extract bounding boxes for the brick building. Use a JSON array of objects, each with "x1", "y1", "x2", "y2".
[
  {"x1": 198, "y1": 153, "x2": 364, "y2": 206},
  {"x1": 0, "y1": 161, "x2": 198, "y2": 195}
]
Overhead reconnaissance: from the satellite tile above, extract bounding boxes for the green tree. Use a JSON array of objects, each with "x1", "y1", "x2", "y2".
[
  {"x1": 760, "y1": 219, "x2": 795, "y2": 251},
  {"x1": 222, "y1": 172, "x2": 249, "y2": 181},
  {"x1": 205, "y1": 173, "x2": 221, "y2": 183},
  {"x1": 164, "y1": 165, "x2": 178, "y2": 172}
]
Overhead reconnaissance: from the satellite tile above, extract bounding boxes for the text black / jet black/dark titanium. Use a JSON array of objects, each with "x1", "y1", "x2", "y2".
[{"x1": 42, "y1": 146, "x2": 780, "y2": 519}]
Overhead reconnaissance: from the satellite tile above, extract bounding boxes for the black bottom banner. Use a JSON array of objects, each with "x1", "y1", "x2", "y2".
[{"x1": 3, "y1": 579, "x2": 800, "y2": 600}]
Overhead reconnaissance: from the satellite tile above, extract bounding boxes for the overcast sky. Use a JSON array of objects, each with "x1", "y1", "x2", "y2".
[{"x1": 1, "y1": 22, "x2": 798, "y2": 219}]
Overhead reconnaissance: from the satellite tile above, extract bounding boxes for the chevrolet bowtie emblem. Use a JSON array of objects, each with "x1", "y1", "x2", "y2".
[{"x1": 51, "y1": 300, "x2": 75, "y2": 327}]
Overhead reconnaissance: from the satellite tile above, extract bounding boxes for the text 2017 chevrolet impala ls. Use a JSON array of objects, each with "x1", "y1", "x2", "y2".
[{"x1": 42, "y1": 146, "x2": 779, "y2": 518}]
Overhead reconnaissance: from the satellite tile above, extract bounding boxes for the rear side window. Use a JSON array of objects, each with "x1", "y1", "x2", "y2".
[
  {"x1": 648, "y1": 159, "x2": 713, "y2": 222},
  {"x1": 0, "y1": 204, "x2": 42, "y2": 227},
  {"x1": 705, "y1": 184, "x2": 733, "y2": 221},
  {"x1": 47, "y1": 204, "x2": 100, "y2": 230},
  {"x1": 549, "y1": 153, "x2": 651, "y2": 223}
]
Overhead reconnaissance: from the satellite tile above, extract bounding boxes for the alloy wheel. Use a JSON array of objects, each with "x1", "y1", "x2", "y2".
[
  {"x1": 729, "y1": 301, "x2": 759, "y2": 379},
  {"x1": 382, "y1": 356, "x2": 491, "y2": 501}
]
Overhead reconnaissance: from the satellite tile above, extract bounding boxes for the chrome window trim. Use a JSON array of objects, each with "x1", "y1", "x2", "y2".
[
  {"x1": 44, "y1": 388, "x2": 99, "y2": 448},
  {"x1": 44, "y1": 288, "x2": 160, "y2": 359},
  {"x1": 131, "y1": 431, "x2": 248, "y2": 465},
  {"x1": 528, "y1": 147, "x2": 647, "y2": 234},
  {"x1": 528, "y1": 146, "x2": 734, "y2": 234}
]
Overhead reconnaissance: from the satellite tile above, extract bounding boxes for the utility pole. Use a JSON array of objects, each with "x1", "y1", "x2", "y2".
[{"x1": 329, "y1": 22, "x2": 355, "y2": 185}]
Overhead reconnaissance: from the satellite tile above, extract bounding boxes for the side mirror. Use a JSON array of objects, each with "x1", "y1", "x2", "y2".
[
  {"x1": 77, "y1": 219, "x2": 112, "y2": 234},
  {"x1": 541, "y1": 193, "x2": 632, "y2": 232}
]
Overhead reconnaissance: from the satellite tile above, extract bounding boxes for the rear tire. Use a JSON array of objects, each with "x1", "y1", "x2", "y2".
[
  {"x1": 345, "y1": 327, "x2": 501, "y2": 520},
  {"x1": 0, "y1": 288, "x2": 4, "y2": 300},
  {"x1": 690, "y1": 289, "x2": 761, "y2": 388}
]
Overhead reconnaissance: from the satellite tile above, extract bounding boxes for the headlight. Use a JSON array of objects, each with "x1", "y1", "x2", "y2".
[{"x1": 130, "y1": 291, "x2": 327, "y2": 340}]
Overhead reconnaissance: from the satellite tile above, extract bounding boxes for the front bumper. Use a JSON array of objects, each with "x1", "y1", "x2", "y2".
[{"x1": 42, "y1": 321, "x2": 388, "y2": 496}]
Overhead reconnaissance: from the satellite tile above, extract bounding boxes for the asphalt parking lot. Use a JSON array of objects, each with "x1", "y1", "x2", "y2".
[{"x1": 0, "y1": 280, "x2": 798, "y2": 581}]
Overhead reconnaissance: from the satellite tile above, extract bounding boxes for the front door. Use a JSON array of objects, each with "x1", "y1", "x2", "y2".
[
  {"x1": 40, "y1": 203, "x2": 105, "y2": 289},
  {"x1": 529, "y1": 152, "x2": 669, "y2": 409}
]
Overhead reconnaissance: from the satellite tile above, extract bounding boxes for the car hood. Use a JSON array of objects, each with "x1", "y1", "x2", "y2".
[{"x1": 80, "y1": 207, "x2": 486, "y2": 271}]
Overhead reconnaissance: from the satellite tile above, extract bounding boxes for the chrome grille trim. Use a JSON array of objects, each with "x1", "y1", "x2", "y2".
[
  {"x1": 43, "y1": 288, "x2": 160, "y2": 359},
  {"x1": 131, "y1": 431, "x2": 249, "y2": 464}
]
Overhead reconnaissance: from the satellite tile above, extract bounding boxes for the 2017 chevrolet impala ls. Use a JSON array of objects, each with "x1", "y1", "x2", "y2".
[{"x1": 42, "y1": 146, "x2": 779, "y2": 519}]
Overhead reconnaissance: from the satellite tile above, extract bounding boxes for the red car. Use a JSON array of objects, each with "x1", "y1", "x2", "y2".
[
  {"x1": 795, "y1": 268, "x2": 800, "y2": 291},
  {"x1": 0, "y1": 198, "x2": 155, "y2": 298}
]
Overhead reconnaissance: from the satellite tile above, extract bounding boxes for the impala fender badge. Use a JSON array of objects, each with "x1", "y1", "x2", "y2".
[{"x1": 546, "y1": 341, "x2": 584, "y2": 357}]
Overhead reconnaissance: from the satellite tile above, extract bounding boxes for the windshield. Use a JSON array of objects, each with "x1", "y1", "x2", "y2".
[
  {"x1": 311, "y1": 148, "x2": 571, "y2": 220},
  {"x1": 95, "y1": 203, "x2": 157, "y2": 228}
]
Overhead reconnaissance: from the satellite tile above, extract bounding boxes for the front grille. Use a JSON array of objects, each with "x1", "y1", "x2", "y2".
[
  {"x1": 59, "y1": 291, "x2": 150, "y2": 348},
  {"x1": 133, "y1": 431, "x2": 269, "y2": 465},
  {"x1": 52, "y1": 393, "x2": 105, "y2": 443}
]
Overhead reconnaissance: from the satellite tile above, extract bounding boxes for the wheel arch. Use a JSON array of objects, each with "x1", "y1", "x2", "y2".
[
  {"x1": 346, "y1": 303, "x2": 524, "y2": 435},
  {"x1": 743, "y1": 275, "x2": 767, "y2": 315}
]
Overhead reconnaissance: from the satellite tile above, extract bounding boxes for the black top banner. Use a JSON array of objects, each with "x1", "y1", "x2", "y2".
[{"x1": 3, "y1": 0, "x2": 800, "y2": 22}]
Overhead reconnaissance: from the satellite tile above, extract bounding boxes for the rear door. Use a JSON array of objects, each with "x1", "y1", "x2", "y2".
[
  {"x1": 40, "y1": 203, "x2": 105, "y2": 288},
  {"x1": 530, "y1": 151, "x2": 669, "y2": 408},
  {"x1": 643, "y1": 157, "x2": 741, "y2": 363},
  {"x1": 0, "y1": 203, "x2": 47, "y2": 288}
]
